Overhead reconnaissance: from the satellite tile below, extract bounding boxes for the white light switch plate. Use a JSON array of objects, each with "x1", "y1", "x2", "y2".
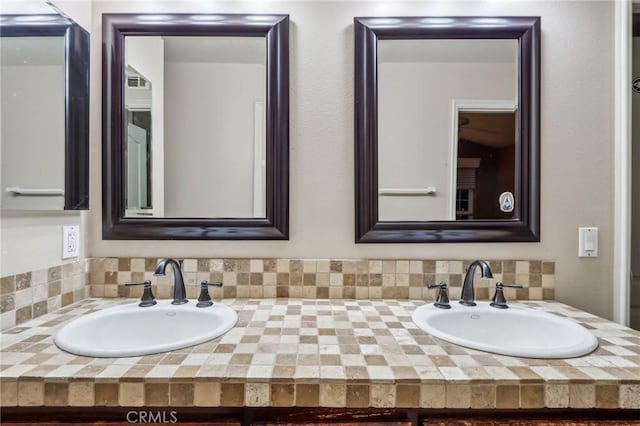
[
  {"x1": 62, "y1": 225, "x2": 80, "y2": 259},
  {"x1": 578, "y1": 227, "x2": 598, "y2": 257}
]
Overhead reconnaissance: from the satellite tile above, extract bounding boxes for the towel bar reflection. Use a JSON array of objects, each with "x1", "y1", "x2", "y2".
[
  {"x1": 378, "y1": 187, "x2": 437, "y2": 196},
  {"x1": 6, "y1": 187, "x2": 65, "y2": 196}
]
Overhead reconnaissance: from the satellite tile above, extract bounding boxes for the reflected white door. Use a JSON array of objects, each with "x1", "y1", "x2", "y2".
[{"x1": 127, "y1": 123, "x2": 148, "y2": 210}]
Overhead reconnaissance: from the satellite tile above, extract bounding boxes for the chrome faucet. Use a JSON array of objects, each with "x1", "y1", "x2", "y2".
[
  {"x1": 460, "y1": 260, "x2": 493, "y2": 306},
  {"x1": 154, "y1": 258, "x2": 188, "y2": 305}
]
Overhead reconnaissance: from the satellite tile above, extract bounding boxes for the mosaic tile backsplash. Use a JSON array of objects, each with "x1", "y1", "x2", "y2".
[
  {"x1": 0, "y1": 258, "x2": 554, "y2": 330},
  {"x1": 0, "y1": 260, "x2": 89, "y2": 330},
  {"x1": 89, "y1": 258, "x2": 555, "y2": 303}
]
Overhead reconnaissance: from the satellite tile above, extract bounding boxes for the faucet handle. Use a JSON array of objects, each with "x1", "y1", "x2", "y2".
[
  {"x1": 427, "y1": 282, "x2": 451, "y2": 309},
  {"x1": 490, "y1": 282, "x2": 523, "y2": 309},
  {"x1": 197, "y1": 280, "x2": 223, "y2": 308},
  {"x1": 125, "y1": 280, "x2": 156, "y2": 307}
]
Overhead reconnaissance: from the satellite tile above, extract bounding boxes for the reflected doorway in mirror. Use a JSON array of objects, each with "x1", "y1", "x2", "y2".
[
  {"x1": 452, "y1": 100, "x2": 517, "y2": 221},
  {"x1": 125, "y1": 64, "x2": 154, "y2": 217}
]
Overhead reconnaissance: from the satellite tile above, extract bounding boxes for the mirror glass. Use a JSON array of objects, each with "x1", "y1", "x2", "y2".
[
  {"x1": 1, "y1": 35, "x2": 65, "y2": 210},
  {"x1": 124, "y1": 36, "x2": 266, "y2": 219},
  {"x1": 377, "y1": 39, "x2": 518, "y2": 221}
]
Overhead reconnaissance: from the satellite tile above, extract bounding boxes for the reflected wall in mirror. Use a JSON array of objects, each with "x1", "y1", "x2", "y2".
[
  {"x1": 378, "y1": 39, "x2": 517, "y2": 221},
  {"x1": 355, "y1": 16, "x2": 540, "y2": 243},
  {"x1": 1, "y1": 35, "x2": 65, "y2": 210},
  {"x1": 103, "y1": 14, "x2": 289, "y2": 240},
  {"x1": 123, "y1": 36, "x2": 266, "y2": 219},
  {"x1": 0, "y1": 12, "x2": 90, "y2": 210}
]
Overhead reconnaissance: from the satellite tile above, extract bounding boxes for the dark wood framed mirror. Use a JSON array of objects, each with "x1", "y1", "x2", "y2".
[
  {"x1": 103, "y1": 14, "x2": 289, "y2": 240},
  {"x1": 1, "y1": 14, "x2": 90, "y2": 210},
  {"x1": 354, "y1": 16, "x2": 540, "y2": 243}
]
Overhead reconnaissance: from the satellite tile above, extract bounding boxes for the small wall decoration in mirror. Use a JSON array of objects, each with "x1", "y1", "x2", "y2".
[
  {"x1": 103, "y1": 14, "x2": 289, "y2": 240},
  {"x1": 354, "y1": 16, "x2": 540, "y2": 243}
]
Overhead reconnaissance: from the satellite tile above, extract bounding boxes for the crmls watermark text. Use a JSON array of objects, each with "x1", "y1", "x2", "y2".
[{"x1": 126, "y1": 410, "x2": 178, "y2": 423}]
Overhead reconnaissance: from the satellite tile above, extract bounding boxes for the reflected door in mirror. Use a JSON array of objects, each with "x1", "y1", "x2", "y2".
[
  {"x1": 377, "y1": 39, "x2": 518, "y2": 221},
  {"x1": 124, "y1": 36, "x2": 266, "y2": 219},
  {"x1": 456, "y1": 110, "x2": 516, "y2": 220}
]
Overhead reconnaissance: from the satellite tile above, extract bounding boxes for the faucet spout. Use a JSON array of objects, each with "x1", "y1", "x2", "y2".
[
  {"x1": 154, "y1": 258, "x2": 188, "y2": 305},
  {"x1": 460, "y1": 260, "x2": 493, "y2": 307}
]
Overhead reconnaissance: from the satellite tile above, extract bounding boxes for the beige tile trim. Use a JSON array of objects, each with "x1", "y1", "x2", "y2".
[{"x1": 0, "y1": 379, "x2": 630, "y2": 409}]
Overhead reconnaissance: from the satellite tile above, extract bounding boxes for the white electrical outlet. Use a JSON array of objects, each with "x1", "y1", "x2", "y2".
[{"x1": 62, "y1": 225, "x2": 80, "y2": 259}]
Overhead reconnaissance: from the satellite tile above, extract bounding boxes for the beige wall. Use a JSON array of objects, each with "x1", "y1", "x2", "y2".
[
  {"x1": 89, "y1": 1, "x2": 615, "y2": 319},
  {"x1": 164, "y1": 61, "x2": 265, "y2": 217},
  {"x1": 50, "y1": 0, "x2": 91, "y2": 32},
  {"x1": 0, "y1": 212, "x2": 87, "y2": 276}
]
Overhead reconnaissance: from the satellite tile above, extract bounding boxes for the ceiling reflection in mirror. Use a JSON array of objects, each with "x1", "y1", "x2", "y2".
[
  {"x1": 124, "y1": 36, "x2": 266, "y2": 219},
  {"x1": 377, "y1": 39, "x2": 518, "y2": 221}
]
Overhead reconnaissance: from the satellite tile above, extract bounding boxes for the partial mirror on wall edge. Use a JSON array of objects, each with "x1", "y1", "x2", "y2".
[
  {"x1": 102, "y1": 14, "x2": 289, "y2": 240},
  {"x1": 354, "y1": 16, "x2": 540, "y2": 243},
  {"x1": 0, "y1": 13, "x2": 90, "y2": 211}
]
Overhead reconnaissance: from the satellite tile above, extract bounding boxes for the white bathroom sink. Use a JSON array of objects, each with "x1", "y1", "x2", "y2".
[
  {"x1": 54, "y1": 300, "x2": 237, "y2": 357},
  {"x1": 412, "y1": 302, "x2": 598, "y2": 358}
]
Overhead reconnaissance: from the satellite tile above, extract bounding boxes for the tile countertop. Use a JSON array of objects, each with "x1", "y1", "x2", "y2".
[{"x1": 1, "y1": 298, "x2": 640, "y2": 409}]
